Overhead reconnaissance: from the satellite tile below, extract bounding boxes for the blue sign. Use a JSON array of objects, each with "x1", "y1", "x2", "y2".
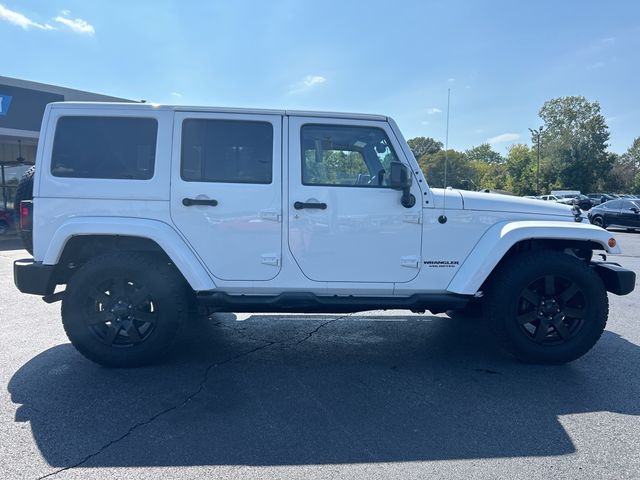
[{"x1": 0, "y1": 94, "x2": 12, "y2": 116}]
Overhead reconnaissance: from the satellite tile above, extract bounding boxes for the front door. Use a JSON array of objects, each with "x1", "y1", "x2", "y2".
[
  {"x1": 170, "y1": 112, "x2": 282, "y2": 281},
  {"x1": 619, "y1": 200, "x2": 640, "y2": 228},
  {"x1": 287, "y1": 117, "x2": 423, "y2": 283}
]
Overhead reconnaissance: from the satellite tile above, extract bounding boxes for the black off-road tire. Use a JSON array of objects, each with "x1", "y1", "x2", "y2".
[
  {"x1": 13, "y1": 165, "x2": 35, "y2": 255},
  {"x1": 62, "y1": 252, "x2": 188, "y2": 367},
  {"x1": 484, "y1": 250, "x2": 608, "y2": 364}
]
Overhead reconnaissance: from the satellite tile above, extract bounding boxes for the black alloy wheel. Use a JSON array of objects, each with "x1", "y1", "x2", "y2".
[
  {"x1": 484, "y1": 250, "x2": 608, "y2": 364},
  {"x1": 515, "y1": 275, "x2": 585, "y2": 346},
  {"x1": 62, "y1": 251, "x2": 187, "y2": 367},
  {"x1": 87, "y1": 277, "x2": 158, "y2": 347}
]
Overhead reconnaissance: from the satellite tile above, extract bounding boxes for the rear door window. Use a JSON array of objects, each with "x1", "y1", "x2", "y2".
[
  {"x1": 51, "y1": 116, "x2": 158, "y2": 179},
  {"x1": 181, "y1": 119, "x2": 273, "y2": 184}
]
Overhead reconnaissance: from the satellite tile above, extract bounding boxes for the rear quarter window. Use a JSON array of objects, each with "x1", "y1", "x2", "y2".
[{"x1": 51, "y1": 116, "x2": 158, "y2": 179}]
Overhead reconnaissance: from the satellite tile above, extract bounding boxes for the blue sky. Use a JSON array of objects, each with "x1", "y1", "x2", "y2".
[{"x1": 2, "y1": 0, "x2": 639, "y2": 153}]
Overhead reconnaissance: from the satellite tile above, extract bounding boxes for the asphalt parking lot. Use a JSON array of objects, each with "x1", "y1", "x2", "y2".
[{"x1": 1, "y1": 232, "x2": 639, "y2": 480}]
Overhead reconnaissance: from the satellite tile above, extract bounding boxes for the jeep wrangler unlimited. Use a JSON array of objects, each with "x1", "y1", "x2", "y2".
[{"x1": 13, "y1": 102, "x2": 636, "y2": 367}]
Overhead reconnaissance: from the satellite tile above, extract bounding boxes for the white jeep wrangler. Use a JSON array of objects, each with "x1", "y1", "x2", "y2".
[{"x1": 13, "y1": 102, "x2": 635, "y2": 367}]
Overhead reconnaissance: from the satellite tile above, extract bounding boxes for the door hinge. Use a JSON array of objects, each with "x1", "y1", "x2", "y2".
[
  {"x1": 400, "y1": 256, "x2": 420, "y2": 268},
  {"x1": 403, "y1": 213, "x2": 421, "y2": 224},
  {"x1": 260, "y1": 210, "x2": 281, "y2": 222},
  {"x1": 261, "y1": 254, "x2": 281, "y2": 267}
]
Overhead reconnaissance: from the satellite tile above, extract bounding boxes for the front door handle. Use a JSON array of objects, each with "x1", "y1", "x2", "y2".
[
  {"x1": 182, "y1": 198, "x2": 218, "y2": 207},
  {"x1": 294, "y1": 201, "x2": 327, "y2": 210}
]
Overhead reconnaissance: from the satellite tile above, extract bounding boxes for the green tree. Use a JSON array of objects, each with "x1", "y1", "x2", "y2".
[
  {"x1": 600, "y1": 153, "x2": 629, "y2": 193},
  {"x1": 418, "y1": 149, "x2": 474, "y2": 189},
  {"x1": 407, "y1": 136, "x2": 443, "y2": 159},
  {"x1": 621, "y1": 137, "x2": 640, "y2": 193},
  {"x1": 538, "y1": 96, "x2": 611, "y2": 193},
  {"x1": 505, "y1": 144, "x2": 536, "y2": 195},
  {"x1": 465, "y1": 143, "x2": 504, "y2": 164},
  {"x1": 469, "y1": 160, "x2": 509, "y2": 191}
]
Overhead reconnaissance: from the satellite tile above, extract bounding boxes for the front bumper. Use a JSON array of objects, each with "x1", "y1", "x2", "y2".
[
  {"x1": 14, "y1": 259, "x2": 55, "y2": 296},
  {"x1": 592, "y1": 262, "x2": 636, "y2": 296}
]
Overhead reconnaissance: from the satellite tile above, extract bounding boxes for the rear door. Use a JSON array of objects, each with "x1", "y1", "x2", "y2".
[
  {"x1": 287, "y1": 117, "x2": 423, "y2": 283},
  {"x1": 170, "y1": 112, "x2": 282, "y2": 281}
]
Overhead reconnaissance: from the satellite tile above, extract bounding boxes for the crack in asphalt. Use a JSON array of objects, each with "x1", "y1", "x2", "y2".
[
  {"x1": 289, "y1": 318, "x2": 342, "y2": 346},
  {"x1": 34, "y1": 314, "x2": 346, "y2": 479}
]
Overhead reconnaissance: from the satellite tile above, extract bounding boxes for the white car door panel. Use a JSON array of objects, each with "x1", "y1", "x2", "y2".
[
  {"x1": 287, "y1": 117, "x2": 422, "y2": 283},
  {"x1": 170, "y1": 112, "x2": 282, "y2": 281}
]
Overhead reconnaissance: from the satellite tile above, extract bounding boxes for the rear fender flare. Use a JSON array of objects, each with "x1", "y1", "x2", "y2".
[{"x1": 42, "y1": 217, "x2": 216, "y2": 291}]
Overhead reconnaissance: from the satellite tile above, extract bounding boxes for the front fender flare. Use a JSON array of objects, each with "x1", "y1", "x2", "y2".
[
  {"x1": 447, "y1": 220, "x2": 620, "y2": 295},
  {"x1": 42, "y1": 217, "x2": 216, "y2": 291}
]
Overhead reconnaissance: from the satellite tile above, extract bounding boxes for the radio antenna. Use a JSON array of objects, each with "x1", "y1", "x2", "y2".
[{"x1": 439, "y1": 88, "x2": 451, "y2": 224}]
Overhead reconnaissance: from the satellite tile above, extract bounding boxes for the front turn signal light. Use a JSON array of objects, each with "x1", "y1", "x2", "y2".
[{"x1": 608, "y1": 238, "x2": 617, "y2": 248}]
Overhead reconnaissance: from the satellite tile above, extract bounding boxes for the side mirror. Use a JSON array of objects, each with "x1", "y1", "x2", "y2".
[
  {"x1": 630, "y1": 207, "x2": 639, "y2": 214},
  {"x1": 389, "y1": 161, "x2": 416, "y2": 208}
]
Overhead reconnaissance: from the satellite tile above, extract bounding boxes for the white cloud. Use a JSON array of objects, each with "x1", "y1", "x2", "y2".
[
  {"x1": 447, "y1": 78, "x2": 456, "y2": 83},
  {"x1": 0, "y1": 5, "x2": 94, "y2": 35},
  {"x1": 54, "y1": 11, "x2": 95, "y2": 35},
  {"x1": 0, "y1": 3, "x2": 54, "y2": 30},
  {"x1": 487, "y1": 133, "x2": 520, "y2": 144},
  {"x1": 426, "y1": 107, "x2": 442, "y2": 115},
  {"x1": 171, "y1": 92, "x2": 182, "y2": 98},
  {"x1": 289, "y1": 75, "x2": 327, "y2": 94},
  {"x1": 303, "y1": 75, "x2": 326, "y2": 87}
]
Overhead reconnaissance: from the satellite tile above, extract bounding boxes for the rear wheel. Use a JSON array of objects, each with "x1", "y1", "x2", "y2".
[
  {"x1": 62, "y1": 252, "x2": 188, "y2": 367},
  {"x1": 485, "y1": 250, "x2": 608, "y2": 364}
]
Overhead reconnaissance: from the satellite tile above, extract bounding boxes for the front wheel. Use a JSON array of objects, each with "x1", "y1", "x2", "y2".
[
  {"x1": 484, "y1": 250, "x2": 608, "y2": 364},
  {"x1": 62, "y1": 252, "x2": 188, "y2": 367}
]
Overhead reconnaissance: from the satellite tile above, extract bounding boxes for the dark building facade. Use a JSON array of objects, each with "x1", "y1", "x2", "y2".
[{"x1": 0, "y1": 76, "x2": 130, "y2": 212}]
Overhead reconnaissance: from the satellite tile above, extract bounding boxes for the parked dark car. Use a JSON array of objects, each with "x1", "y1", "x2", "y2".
[
  {"x1": 0, "y1": 209, "x2": 14, "y2": 235},
  {"x1": 557, "y1": 194, "x2": 593, "y2": 210},
  {"x1": 587, "y1": 193, "x2": 615, "y2": 206},
  {"x1": 588, "y1": 199, "x2": 640, "y2": 231}
]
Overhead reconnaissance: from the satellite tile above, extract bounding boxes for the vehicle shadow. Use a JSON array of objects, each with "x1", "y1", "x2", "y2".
[{"x1": 8, "y1": 312, "x2": 640, "y2": 468}]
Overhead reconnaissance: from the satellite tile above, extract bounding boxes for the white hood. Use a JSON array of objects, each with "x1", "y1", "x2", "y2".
[{"x1": 455, "y1": 189, "x2": 575, "y2": 217}]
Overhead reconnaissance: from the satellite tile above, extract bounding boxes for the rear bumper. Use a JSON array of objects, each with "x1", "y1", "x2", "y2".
[
  {"x1": 592, "y1": 262, "x2": 636, "y2": 296},
  {"x1": 14, "y1": 259, "x2": 55, "y2": 296}
]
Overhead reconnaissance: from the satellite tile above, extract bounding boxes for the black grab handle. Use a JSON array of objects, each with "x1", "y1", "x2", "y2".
[
  {"x1": 294, "y1": 201, "x2": 327, "y2": 210},
  {"x1": 182, "y1": 198, "x2": 218, "y2": 207}
]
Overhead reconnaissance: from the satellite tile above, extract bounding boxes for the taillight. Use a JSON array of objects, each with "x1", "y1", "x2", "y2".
[{"x1": 19, "y1": 200, "x2": 33, "y2": 231}]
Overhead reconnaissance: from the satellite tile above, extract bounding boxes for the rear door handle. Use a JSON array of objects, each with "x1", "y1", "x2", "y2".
[
  {"x1": 182, "y1": 198, "x2": 218, "y2": 207},
  {"x1": 294, "y1": 201, "x2": 327, "y2": 210}
]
